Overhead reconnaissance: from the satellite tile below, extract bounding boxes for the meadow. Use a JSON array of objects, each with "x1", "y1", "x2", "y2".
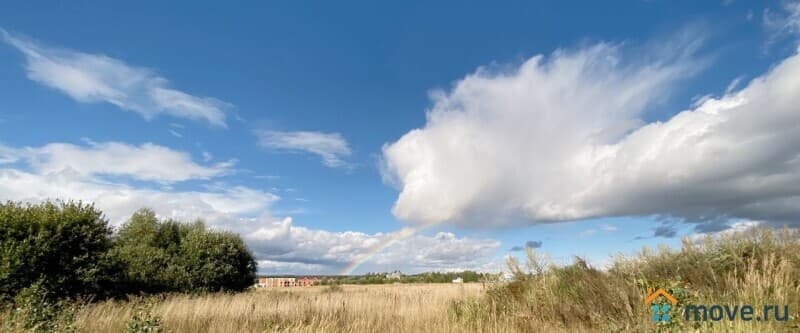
[
  {"x1": 74, "y1": 227, "x2": 800, "y2": 333},
  {"x1": 4, "y1": 224, "x2": 800, "y2": 332},
  {"x1": 73, "y1": 284, "x2": 489, "y2": 333}
]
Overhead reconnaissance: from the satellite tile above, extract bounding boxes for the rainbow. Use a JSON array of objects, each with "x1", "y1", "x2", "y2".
[{"x1": 339, "y1": 223, "x2": 437, "y2": 275}]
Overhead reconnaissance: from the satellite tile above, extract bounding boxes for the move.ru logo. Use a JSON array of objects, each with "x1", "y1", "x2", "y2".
[{"x1": 645, "y1": 288, "x2": 678, "y2": 322}]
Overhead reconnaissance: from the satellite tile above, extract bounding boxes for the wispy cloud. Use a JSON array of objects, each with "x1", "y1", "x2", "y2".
[
  {"x1": 255, "y1": 130, "x2": 352, "y2": 168},
  {"x1": 601, "y1": 224, "x2": 618, "y2": 232},
  {"x1": 763, "y1": 1, "x2": 800, "y2": 46},
  {"x1": 0, "y1": 141, "x2": 234, "y2": 183},
  {"x1": 0, "y1": 29, "x2": 230, "y2": 127}
]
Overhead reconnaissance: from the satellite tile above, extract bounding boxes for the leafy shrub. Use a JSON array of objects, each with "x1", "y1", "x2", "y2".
[
  {"x1": 0, "y1": 201, "x2": 120, "y2": 302},
  {"x1": 113, "y1": 208, "x2": 256, "y2": 293},
  {"x1": 124, "y1": 299, "x2": 166, "y2": 333},
  {"x1": 1, "y1": 203, "x2": 256, "y2": 302},
  {"x1": 2, "y1": 281, "x2": 77, "y2": 333},
  {"x1": 179, "y1": 228, "x2": 256, "y2": 292}
]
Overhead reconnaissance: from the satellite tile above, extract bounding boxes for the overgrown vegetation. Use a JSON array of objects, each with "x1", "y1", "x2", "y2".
[
  {"x1": 3, "y1": 201, "x2": 800, "y2": 332},
  {"x1": 112, "y1": 209, "x2": 256, "y2": 294},
  {"x1": 0, "y1": 201, "x2": 119, "y2": 303},
  {"x1": 0, "y1": 201, "x2": 256, "y2": 332},
  {"x1": 451, "y1": 227, "x2": 800, "y2": 332}
]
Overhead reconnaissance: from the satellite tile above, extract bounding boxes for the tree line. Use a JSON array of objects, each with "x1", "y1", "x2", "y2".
[
  {"x1": 0, "y1": 201, "x2": 257, "y2": 303},
  {"x1": 318, "y1": 271, "x2": 486, "y2": 285}
]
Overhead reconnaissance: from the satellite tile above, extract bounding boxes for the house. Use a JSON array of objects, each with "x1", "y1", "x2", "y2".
[
  {"x1": 385, "y1": 270, "x2": 402, "y2": 280},
  {"x1": 452, "y1": 277, "x2": 464, "y2": 283},
  {"x1": 297, "y1": 277, "x2": 321, "y2": 287},
  {"x1": 256, "y1": 277, "x2": 321, "y2": 288}
]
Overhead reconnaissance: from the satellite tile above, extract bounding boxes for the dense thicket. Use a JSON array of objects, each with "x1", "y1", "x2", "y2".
[
  {"x1": 0, "y1": 202, "x2": 120, "y2": 302},
  {"x1": 0, "y1": 201, "x2": 257, "y2": 303}
]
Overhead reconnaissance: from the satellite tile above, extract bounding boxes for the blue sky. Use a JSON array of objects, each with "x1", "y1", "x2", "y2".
[{"x1": 2, "y1": 1, "x2": 800, "y2": 274}]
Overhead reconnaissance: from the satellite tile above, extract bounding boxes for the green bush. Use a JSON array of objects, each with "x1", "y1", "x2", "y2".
[
  {"x1": 113, "y1": 208, "x2": 256, "y2": 293},
  {"x1": 124, "y1": 299, "x2": 166, "y2": 333},
  {"x1": 0, "y1": 201, "x2": 120, "y2": 302},
  {"x1": 2, "y1": 281, "x2": 78, "y2": 333},
  {"x1": 179, "y1": 229, "x2": 256, "y2": 292},
  {"x1": 1, "y1": 203, "x2": 257, "y2": 304}
]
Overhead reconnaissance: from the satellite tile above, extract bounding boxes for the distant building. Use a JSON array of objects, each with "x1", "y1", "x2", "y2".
[
  {"x1": 256, "y1": 277, "x2": 321, "y2": 288},
  {"x1": 452, "y1": 277, "x2": 463, "y2": 283},
  {"x1": 385, "y1": 270, "x2": 402, "y2": 280}
]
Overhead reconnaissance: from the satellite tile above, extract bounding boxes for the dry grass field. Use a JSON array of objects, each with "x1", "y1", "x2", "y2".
[
  {"x1": 74, "y1": 283, "x2": 502, "y2": 333},
  {"x1": 4, "y1": 227, "x2": 797, "y2": 332}
]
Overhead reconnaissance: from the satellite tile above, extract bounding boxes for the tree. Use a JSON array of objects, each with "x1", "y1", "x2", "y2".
[
  {"x1": 112, "y1": 208, "x2": 255, "y2": 293},
  {"x1": 112, "y1": 209, "x2": 177, "y2": 293},
  {"x1": 0, "y1": 201, "x2": 120, "y2": 301},
  {"x1": 179, "y1": 229, "x2": 256, "y2": 292}
]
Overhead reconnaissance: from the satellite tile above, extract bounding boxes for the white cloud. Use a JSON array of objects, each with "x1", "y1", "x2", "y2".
[
  {"x1": 382, "y1": 38, "x2": 800, "y2": 230},
  {"x1": 601, "y1": 224, "x2": 618, "y2": 232},
  {"x1": 0, "y1": 167, "x2": 274, "y2": 226},
  {"x1": 0, "y1": 29, "x2": 230, "y2": 127},
  {"x1": 764, "y1": 1, "x2": 800, "y2": 45},
  {"x1": 0, "y1": 141, "x2": 233, "y2": 183},
  {"x1": 0, "y1": 141, "x2": 264, "y2": 225},
  {"x1": 245, "y1": 218, "x2": 501, "y2": 274},
  {"x1": 0, "y1": 140, "x2": 499, "y2": 274},
  {"x1": 255, "y1": 130, "x2": 352, "y2": 168}
]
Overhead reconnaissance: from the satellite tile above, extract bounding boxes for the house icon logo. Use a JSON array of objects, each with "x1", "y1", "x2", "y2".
[{"x1": 645, "y1": 288, "x2": 678, "y2": 322}]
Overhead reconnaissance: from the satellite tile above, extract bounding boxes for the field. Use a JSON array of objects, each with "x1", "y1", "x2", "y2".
[
  {"x1": 5, "y1": 227, "x2": 799, "y2": 332},
  {"x1": 74, "y1": 284, "x2": 494, "y2": 333}
]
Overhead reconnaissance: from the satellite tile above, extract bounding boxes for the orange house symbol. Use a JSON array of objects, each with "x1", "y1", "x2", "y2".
[{"x1": 644, "y1": 288, "x2": 678, "y2": 306}]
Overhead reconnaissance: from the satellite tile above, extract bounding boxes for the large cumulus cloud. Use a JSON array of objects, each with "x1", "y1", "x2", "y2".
[{"x1": 383, "y1": 41, "x2": 800, "y2": 229}]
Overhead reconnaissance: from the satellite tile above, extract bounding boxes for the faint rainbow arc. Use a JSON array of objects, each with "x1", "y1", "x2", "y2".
[{"x1": 339, "y1": 223, "x2": 437, "y2": 275}]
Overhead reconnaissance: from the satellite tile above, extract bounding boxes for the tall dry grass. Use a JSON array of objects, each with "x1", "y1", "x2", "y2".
[
  {"x1": 74, "y1": 283, "x2": 496, "y2": 333},
  {"x1": 451, "y1": 227, "x2": 800, "y2": 332},
  {"x1": 9, "y1": 226, "x2": 799, "y2": 332}
]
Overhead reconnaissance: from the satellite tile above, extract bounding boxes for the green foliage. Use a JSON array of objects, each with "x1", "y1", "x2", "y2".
[
  {"x1": 0, "y1": 201, "x2": 120, "y2": 302},
  {"x1": 124, "y1": 299, "x2": 166, "y2": 333},
  {"x1": 2, "y1": 281, "x2": 77, "y2": 333},
  {"x1": 0, "y1": 202, "x2": 257, "y2": 330},
  {"x1": 1, "y1": 203, "x2": 256, "y2": 302},
  {"x1": 179, "y1": 228, "x2": 256, "y2": 292},
  {"x1": 113, "y1": 208, "x2": 256, "y2": 293}
]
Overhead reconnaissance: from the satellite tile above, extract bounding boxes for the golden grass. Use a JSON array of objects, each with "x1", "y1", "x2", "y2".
[
  {"x1": 22, "y1": 227, "x2": 800, "y2": 332},
  {"x1": 450, "y1": 227, "x2": 800, "y2": 332},
  {"x1": 74, "y1": 283, "x2": 504, "y2": 333}
]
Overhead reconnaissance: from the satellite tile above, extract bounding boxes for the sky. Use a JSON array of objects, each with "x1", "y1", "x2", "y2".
[{"x1": 2, "y1": 1, "x2": 800, "y2": 275}]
